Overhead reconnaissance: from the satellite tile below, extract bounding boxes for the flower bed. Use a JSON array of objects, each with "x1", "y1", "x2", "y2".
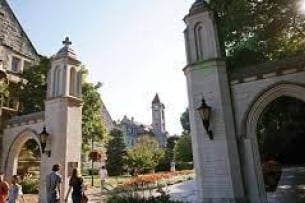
[{"x1": 114, "y1": 170, "x2": 194, "y2": 192}]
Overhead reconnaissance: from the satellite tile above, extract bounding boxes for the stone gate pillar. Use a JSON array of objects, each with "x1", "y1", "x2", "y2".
[
  {"x1": 183, "y1": 1, "x2": 245, "y2": 202},
  {"x1": 39, "y1": 37, "x2": 83, "y2": 203}
]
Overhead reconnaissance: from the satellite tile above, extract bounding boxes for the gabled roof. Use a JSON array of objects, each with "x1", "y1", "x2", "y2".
[{"x1": 1, "y1": 0, "x2": 38, "y2": 58}]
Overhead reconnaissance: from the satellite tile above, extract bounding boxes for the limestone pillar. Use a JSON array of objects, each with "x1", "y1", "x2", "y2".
[
  {"x1": 183, "y1": 1, "x2": 245, "y2": 202},
  {"x1": 39, "y1": 37, "x2": 83, "y2": 203}
]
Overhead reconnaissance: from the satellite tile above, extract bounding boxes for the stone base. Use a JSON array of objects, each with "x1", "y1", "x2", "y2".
[{"x1": 198, "y1": 198, "x2": 247, "y2": 203}]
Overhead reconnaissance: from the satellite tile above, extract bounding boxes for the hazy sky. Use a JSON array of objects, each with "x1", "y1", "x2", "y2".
[{"x1": 8, "y1": 0, "x2": 195, "y2": 135}]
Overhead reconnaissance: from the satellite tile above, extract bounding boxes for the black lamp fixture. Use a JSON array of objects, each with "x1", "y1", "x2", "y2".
[
  {"x1": 197, "y1": 98, "x2": 213, "y2": 140},
  {"x1": 39, "y1": 126, "x2": 51, "y2": 157}
]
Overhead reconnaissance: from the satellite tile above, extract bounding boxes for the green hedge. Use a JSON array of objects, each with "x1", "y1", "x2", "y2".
[
  {"x1": 20, "y1": 179, "x2": 39, "y2": 194},
  {"x1": 175, "y1": 162, "x2": 193, "y2": 171}
]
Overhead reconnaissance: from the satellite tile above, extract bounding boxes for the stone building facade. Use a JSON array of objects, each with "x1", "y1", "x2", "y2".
[
  {"x1": 117, "y1": 93, "x2": 168, "y2": 147},
  {"x1": 0, "y1": 0, "x2": 39, "y2": 118},
  {"x1": 0, "y1": 0, "x2": 40, "y2": 168}
]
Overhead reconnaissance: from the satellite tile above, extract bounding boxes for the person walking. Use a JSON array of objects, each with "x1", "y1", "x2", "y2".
[
  {"x1": 0, "y1": 172, "x2": 9, "y2": 203},
  {"x1": 64, "y1": 168, "x2": 84, "y2": 203},
  {"x1": 46, "y1": 164, "x2": 62, "y2": 203},
  {"x1": 7, "y1": 175, "x2": 24, "y2": 203},
  {"x1": 99, "y1": 166, "x2": 108, "y2": 193}
]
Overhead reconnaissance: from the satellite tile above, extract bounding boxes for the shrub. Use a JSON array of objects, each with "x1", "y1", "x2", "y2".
[
  {"x1": 20, "y1": 179, "x2": 39, "y2": 194},
  {"x1": 175, "y1": 162, "x2": 193, "y2": 171}
]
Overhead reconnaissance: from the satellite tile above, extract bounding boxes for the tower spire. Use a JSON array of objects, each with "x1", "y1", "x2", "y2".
[{"x1": 152, "y1": 93, "x2": 160, "y2": 104}]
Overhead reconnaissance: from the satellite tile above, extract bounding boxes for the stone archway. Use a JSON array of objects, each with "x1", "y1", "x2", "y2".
[
  {"x1": 240, "y1": 83, "x2": 305, "y2": 202},
  {"x1": 4, "y1": 128, "x2": 42, "y2": 179}
]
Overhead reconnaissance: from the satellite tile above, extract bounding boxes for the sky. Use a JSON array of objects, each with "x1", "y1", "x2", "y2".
[{"x1": 8, "y1": 0, "x2": 195, "y2": 135}]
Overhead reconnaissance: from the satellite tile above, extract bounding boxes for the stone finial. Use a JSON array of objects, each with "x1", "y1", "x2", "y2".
[
  {"x1": 62, "y1": 37, "x2": 72, "y2": 47},
  {"x1": 189, "y1": 0, "x2": 210, "y2": 14}
]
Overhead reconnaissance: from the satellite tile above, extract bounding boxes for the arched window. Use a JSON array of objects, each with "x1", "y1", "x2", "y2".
[
  {"x1": 69, "y1": 67, "x2": 77, "y2": 96},
  {"x1": 53, "y1": 66, "x2": 60, "y2": 97},
  {"x1": 56, "y1": 67, "x2": 62, "y2": 96},
  {"x1": 194, "y1": 23, "x2": 204, "y2": 61},
  {"x1": 76, "y1": 71, "x2": 82, "y2": 97}
]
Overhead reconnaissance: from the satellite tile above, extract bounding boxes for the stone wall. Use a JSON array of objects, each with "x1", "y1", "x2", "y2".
[{"x1": 229, "y1": 54, "x2": 305, "y2": 202}]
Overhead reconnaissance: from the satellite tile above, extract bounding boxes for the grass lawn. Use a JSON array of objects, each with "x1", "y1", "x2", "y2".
[{"x1": 83, "y1": 175, "x2": 131, "y2": 189}]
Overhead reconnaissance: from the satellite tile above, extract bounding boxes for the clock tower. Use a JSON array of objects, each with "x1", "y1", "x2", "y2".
[{"x1": 151, "y1": 93, "x2": 166, "y2": 133}]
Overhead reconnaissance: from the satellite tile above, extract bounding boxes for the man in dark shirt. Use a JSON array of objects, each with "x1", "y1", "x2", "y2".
[{"x1": 46, "y1": 164, "x2": 62, "y2": 203}]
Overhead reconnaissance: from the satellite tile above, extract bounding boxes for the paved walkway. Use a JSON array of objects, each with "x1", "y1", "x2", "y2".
[
  {"x1": 267, "y1": 166, "x2": 305, "y2": 203},
  {"x1": 82, "y1": 167, "x2": 305, "y2": 202}
]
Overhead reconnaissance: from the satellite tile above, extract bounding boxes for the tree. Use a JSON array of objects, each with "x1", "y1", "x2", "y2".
[
  {"x1": 180, "y1": 108, "x2": 190, "y2": 134},
  {"x1": 174, "y1": 135, "x2": 193, "y2": 163},
  {"x1": 18, "y1": 56, "x2": 49, "y2": 114},
  {"x1": 209, "y1": 0, "x2": 305, "y2": 68},
  {"x1": 106, "y1": 129, "x2": 127, "y2": 176},
  {"x1": 127, "y1": 135, "x2": 164, "y2": 172},
  {"x1": 81, "y1": 77, "x2": 106, "y2": 151},
  {"x1": 156, "y1": 136, "x2": 179, "y2": 171}
]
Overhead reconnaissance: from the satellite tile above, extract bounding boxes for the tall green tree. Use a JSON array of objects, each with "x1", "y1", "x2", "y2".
[
  {"x1": 174, "y1": 135, "x2": 193, "y2": 163},
  {"x1": 156, "y1": 136, "x2": 179, "y2": 171},
  {"x1": 127, "y1": 135, "x2": 165, "y2": 172},
  {"x1": 81, "y1": 78, "x2": 106, "y2": 151},
  {"x1": 106, "y1": 129, "x2": 127, "y2": 176},
  {"x1": 180, "y1": 108, "x2": 190, "y2": 134}
]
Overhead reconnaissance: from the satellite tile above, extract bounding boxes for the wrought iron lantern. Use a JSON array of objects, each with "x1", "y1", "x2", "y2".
[
  {"x1": 39, "y1": 126, "x2": 51, "y2": 157},
  {"x1": 197, "y1": 98, "x2": 213, "y2": 140}
]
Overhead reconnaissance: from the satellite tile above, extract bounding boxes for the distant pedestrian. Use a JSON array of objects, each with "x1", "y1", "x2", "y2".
[
  {"x1": 46, "y1": 164, "x2": 62, "y2": 203},
  {"x1": 8, "y1": 175, "x2": 24, "y2": 203},
  {"x1": 0, "y1": 172, "x2": 9, "y2": 203},
  {"x1": 99, "y1": 166, "x2": 108, "y2": 193},
  {"x1": 64, "y1": 168, "x2": 84, "y2": 203}
]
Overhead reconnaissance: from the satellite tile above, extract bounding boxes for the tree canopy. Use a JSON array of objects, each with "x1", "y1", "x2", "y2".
[
  {"x1": 81, "y1": 77, "x2": 106, "y2": 151},
  {"x1": 18, "y1": 56, "x2": 49, "y2": 114},
  {"x1": 209, "y1": 0, "x2": 305, "y2": 68},
  {"x1": 127, "y1": 135, "x2": 165, "y2": 171},
  {"x1": 180, "y1": 108, "x2": 190, "y2": 134},
  {"x1": 174, "y1": 134, "x2": 193, "y2": 163}
]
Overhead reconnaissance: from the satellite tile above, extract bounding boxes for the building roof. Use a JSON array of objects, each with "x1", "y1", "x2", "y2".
[
  {"x1": 54, "y1": 37, "x2": 79, "y2": 62},
  {"x1": 0, "y1": 0, "x2": 38, "y2": 59},
  {"x1": 189, "y1": 0, "x2": 210, "y2": 15},
  {"x1": 152, "y1": 93, "x2": 160, "y2": 104}
]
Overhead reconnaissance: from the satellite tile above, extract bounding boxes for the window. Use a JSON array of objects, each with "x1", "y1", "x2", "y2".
[
  {"x1": 69, "y1": 67, "x2": 76, "y2": 96},
  {"x1": 11, "y1": 57, "x2": 21, "y2": 72},
  {"x1": 194, "y1": 23, "x2": 204, "y2": 61}
]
